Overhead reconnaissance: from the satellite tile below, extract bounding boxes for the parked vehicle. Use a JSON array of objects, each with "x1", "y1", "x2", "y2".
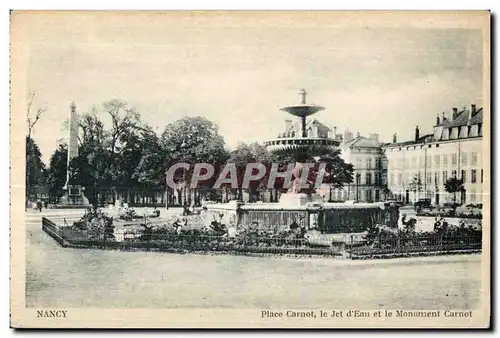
[{"x1": 414, "y1": 198, "x2": 431, "y2": 210}]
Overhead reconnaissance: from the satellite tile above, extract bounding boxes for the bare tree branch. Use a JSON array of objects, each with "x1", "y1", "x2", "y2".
[{"x1": 26, "y1": 91, "x2": 46, "y2": 138}]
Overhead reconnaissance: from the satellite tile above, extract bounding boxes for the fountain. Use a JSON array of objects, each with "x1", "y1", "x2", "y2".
[
  {"x1": 263, "y1": 89, "x2": 339, "y2": 206},
  {"x1": 203, "y1": 90, "x2": 399, "y2": 234}
]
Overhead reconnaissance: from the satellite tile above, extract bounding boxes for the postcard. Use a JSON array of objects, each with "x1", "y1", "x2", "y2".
[{"x1": 10, "y1": 10, "x2": 490, "y2": 329}]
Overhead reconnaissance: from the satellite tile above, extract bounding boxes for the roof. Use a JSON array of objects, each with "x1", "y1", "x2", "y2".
[
  {"x1": 286, "y1": 118, "x2": 331, "y2": 133},
  {"x1": 383, "y1": 106, "x2": 483, "y2": 148},
  {"x1": 342, "y1": 136, "x2": 381, "y2": 149},
  {"x1": 437, "y1": 108, "x2": 483, "y2": 128},
  {"x1": 384, "y1": 133, "x2": 433, "y2": 148}
]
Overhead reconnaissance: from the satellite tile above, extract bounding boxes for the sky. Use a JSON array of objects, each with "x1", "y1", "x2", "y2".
[{"x1": 16, "y1": 12, "x2": 485, "y2": 164}]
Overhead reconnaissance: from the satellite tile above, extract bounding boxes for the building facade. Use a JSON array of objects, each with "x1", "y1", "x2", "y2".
[
  {"x1": 331, "y1": 132, "x2": 387, "y2": 203},
  {"x1": 383, "y1": 104, "x2": 484, "y2": 205}
]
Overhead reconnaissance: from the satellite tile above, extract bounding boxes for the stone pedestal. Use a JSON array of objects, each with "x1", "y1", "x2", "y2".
[{"x1": 58, "y1": 185, "x2": 90, "y2": 208}]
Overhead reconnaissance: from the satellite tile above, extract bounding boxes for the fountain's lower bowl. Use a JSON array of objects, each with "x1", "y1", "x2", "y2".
[{"x1": 263, "y1": 137, "x2": 339, "y2": 157}]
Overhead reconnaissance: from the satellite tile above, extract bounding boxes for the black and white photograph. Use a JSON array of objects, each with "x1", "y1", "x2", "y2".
[{"x1": 10, "y1": 10, "x2": 490, "y2": 328}]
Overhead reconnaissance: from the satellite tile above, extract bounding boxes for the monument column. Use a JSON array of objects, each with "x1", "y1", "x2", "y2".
[
  {"x1": 57, "y1": 102, "x2": 90, "y2": 208},
  {"x1": 65, "y1": 101, "x2": 79, "y2": 188}
]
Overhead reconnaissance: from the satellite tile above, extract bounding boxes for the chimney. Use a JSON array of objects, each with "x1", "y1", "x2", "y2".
[
  {"x1": 452, "y1": 107, "x2": 458, "y2": 120},
  {"x1": 284, "y1": 119, "x2": 292, "y2": 133},
  {"x1": 344, "y1": 129, "x2": 353, "y2": 142},
  {"x1": 415, "y1": 126, "x2": 420, "y2": 142},
  {"x1": 470, "y1": 104, "x2": 476, "y2": 118},
  {"x1": 369, "y1": 133, "x2": 379, "y2": 142},
  {"x1": 356, "y1": 130, "x2": 360, "y2": 138},
  {"x1": 436, "y1": 114, "x2": 440, "y2": 125},
  {"x1": 333, "y1": 126, "x2": 337, "y2": 137},
  {"x1": 442, "y1": 112, "x2": 446, "y2": 121},
  {"x1": 393, "y1": 133, "x2": 397, "y2": 143}
]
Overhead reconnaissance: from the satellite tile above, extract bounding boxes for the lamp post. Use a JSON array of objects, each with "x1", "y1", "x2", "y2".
[{"x1": 356, "y1": 173, "x2": 361, "y2": 202}]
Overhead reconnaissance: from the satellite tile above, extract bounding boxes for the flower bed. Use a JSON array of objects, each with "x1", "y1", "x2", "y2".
[{"x1": 42, "y1": 212, "x2": 483, "y2": 260}]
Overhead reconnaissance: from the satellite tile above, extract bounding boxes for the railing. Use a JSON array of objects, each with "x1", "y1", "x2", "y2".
[
  {"x1": 43, "y1": 220, "x2": 482, "y2": 259},
  {"x1": 55, "y1": 227, "x2": 347, "y2": 257},
  {"x1": 347, "y1": 232, "x2": 482, "y2": 259}
]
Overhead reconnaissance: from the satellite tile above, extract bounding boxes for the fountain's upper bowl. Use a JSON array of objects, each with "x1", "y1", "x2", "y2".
[{"x1": 280, "y1": 104, "x2": 325, "y2": 117}]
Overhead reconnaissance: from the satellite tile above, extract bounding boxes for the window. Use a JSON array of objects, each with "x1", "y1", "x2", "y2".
[
  {"x1": 426, "y1": 173, "x2": 432, "y2": 184},
  {"x1": 451, "y1": 154, "x2": 457, "y2": 165},
  {"x1": 419, "y1": 156, "x2": 424, "y2": 166},
  {"x1": 389, "y1": 173, "x2": 394, "y2": 186},
  {"x1": 366, "y1": 173, "x2": 372, "y2": 185},
  {"x1": 434, "y1": 155, "x2": 440, "y2": 166},
  {"x1": 442, "y1": 154, "x2": 448, "y2": 165},
  {"x1": 442, "y1": 171, "x2": 448, "y2": 183},
  {"x1": 472, "y1": 152, "x2": 478, "y2": 165},
  {"x1": 461, "y1": 170, "x2": 467, "y2": 183},
  {"x1": 470, "y1": 189, "x2": 476, "y2": 202},
  {"x1": 461, "y1": 152, "x2": 468, "y2": 165},
  {"x1": 411, "y1": 157, "x2": 417, "y2": 168},
  {"x1": 434, "y1": 172, "x2": 439, "y2": 185},
  {"x1": 471, "y1": 169, "x2": 477, "y2": 183},
  {"x1": 427, "y1": 155, "x2": 432, "y2": 166},
  {"x1": 398, "y1": 174, "x2": 403, "y2": 185},
  {"x1": 367, "y1": 158, "x2": 372, "y2": 169},
  {"x1": 452, "y1": 170, "x2": 457, "y2": 178}
]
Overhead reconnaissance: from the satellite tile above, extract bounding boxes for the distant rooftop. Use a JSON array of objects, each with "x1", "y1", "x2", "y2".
[
  {"x1": 384, "y1": 104, "x2": 483, "y2": 148},
  {"x1": 342, "y1": 136, "x2": 381, "y2": 149}
]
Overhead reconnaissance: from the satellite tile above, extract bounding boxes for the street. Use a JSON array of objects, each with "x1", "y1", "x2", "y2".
[{"x1": 25, "y1": 209, "x2": 482, "y2": 309}]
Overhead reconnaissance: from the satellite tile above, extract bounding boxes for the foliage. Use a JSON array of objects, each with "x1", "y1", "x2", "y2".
[
  {"x1": 161, "y1": 116, "x2": 230, "y2": 202},
  {"x1": 26, "y1": 136, "x2": 46, "y2": 200},
  {"x1": 444, "y1": 177, "x2": 464, "y2": 194},
  {"x1": 45, "y1": 99, "x2": 353, "y2": 205},
  {"x1": 46, "y1": 143, "x2": 67, "y2": 200},
  {"x1": 444, "y1": 177, "x2": 464, "y2": 205},
  {"x1": 408, "y1": 173, "x2": 423, "y2": 192},
  {"x1": 226, "y1": 142, "x2": 272, "y2": 200},
  {"x1": 73, "y1": 208, "x2": 115, "y2": 240}
]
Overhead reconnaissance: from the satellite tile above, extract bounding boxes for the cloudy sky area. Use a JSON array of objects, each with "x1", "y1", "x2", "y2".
[{"x1": 22, "y1": 12, "x2": 484, "y2": 164}]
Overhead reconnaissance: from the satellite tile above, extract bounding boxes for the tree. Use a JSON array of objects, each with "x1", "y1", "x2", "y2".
[
  {"x1": 26, "y1": 136, "x2": 46, "y2": 202},
  {"x1": 48, "y1": 100, "x2": 170, "y2": 206},
  {"x1": 227, "y1": 142, "x2": 272, "y2": 202},
  {"x1": 444, "y1": 177, "x2": 464, "y2": 205},
  {"x1": 315, "y1": 150, "x2": 355, "y2": 189},
  {"x1": 25, "y1": 91, "x2": 46, "y2": 208},
  {"x1": 46, "y1": 143, "x2": 67, "y2": 202},
  {"x1": 408, "y1": 173, "x2": 423, "y2": 196},
  {"x1": 102, "y1": 99, "x2": 144, "y2": 200},
  {"x1": 265, "y1": 149, "x2": 354, "y2": 198},
  {"x1": 133, "y1": 127, "x2": 167, "y2": 188},
  {"x1": 26, "y1": 91, "x2": 45, "y2": 139},
  {"x1": 77, "y1": 107, "x2": 107, "y2": 148},
  {"x1": 161, "y1": 116, "x2": 229, "y2": 204}
]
